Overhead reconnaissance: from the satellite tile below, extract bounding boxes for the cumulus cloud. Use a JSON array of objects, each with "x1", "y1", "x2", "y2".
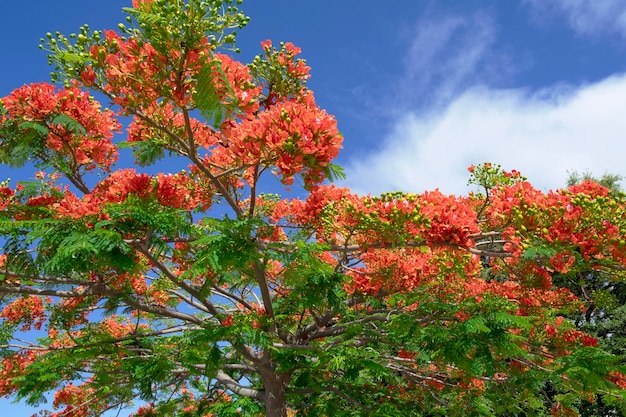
[
  {"x1": 341, "y1": 5, "x2": 626, "y2": 197},
  {"x1": 525, "y1": 0, "x2": 626, "y2": 37},
  {"x1": 344, "y1": 74, "x2": 626, "y2": 196}
]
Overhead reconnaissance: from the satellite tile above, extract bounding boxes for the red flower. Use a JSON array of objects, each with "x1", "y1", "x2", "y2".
[
  {"x1": 549, "y1": 252, "x2": 576, "y2": 274},
  {"x1": 222, "y1": 315, "x2": 234, "y2": 327},
  {"x1": 2, "y1": 82, "x2": 120, "y2": 170}
]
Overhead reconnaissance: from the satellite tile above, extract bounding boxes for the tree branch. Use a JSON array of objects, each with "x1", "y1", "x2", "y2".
[
  {"x1": 134, "y1": 242, "x2": 220, "y2": 317},
  {"x1": 210, "y1": 285, "x2": 254, "y2": 311},
  {"x1": 253, "y1": 262, "x2": 276, "y2": 328},
  {"x1": 215, "y1": 369, "x2": 264, "y2": 401},
  {"x1": 168, "y1": 289, "x2": 214, "y2": 314}
]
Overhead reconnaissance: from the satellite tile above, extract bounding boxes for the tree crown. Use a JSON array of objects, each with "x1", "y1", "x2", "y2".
[{"x1": 1, "y1": 2, "x2": 626, "y2": 416}]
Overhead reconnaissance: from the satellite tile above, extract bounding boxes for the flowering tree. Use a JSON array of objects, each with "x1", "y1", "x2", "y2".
[
  {"x1": 1, "y1": 1, "x2": 626, "y2": 416},
  {"x1": 549, "y1": 171, "x2": 626, "y2": 416}
]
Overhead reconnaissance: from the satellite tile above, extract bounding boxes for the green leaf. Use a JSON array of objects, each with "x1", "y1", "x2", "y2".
[
  {"x1": 17, "y1": 120, "x2": 49, "y2": 136},
  {"x1": 119, "y1": 139, "x2": 166, "y2": 166},
  {"x1": 523, "y1": 245, "x2": 557, "y2": 260},
  {"x1": 50, "y1": 113, "x2": 87, "y2": 134},
  {"x1": 464, "y1": 316, "x2": 491, "y2": 334},
  {"x1": 328, "y1": 355, "x2": 346, "y2": 372},
  {"x1": 321, "y1": 163, "x2": 346, "y2": 182},
  {"x1": 194, "y1": 58, "x2": 232, "y2": 128}
]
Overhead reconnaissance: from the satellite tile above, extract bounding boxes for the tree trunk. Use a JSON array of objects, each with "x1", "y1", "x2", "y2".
[{"x1": 262, "y1": 369, "x2": 290, "y2": 417}]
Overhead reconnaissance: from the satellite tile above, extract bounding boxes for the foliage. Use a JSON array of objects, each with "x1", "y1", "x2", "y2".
[
  {"x1": 1, "y1": 1, "x2": 626, "y2": 416},
  {"x1": 548, "y1": 171, "x2": 626, "y2": 416}
]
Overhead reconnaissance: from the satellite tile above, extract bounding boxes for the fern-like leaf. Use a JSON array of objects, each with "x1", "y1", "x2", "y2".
[
  {"x1": 50, "y1": 113, "x2": 87, "y2": 135},
  {"x1": 194, "y1": 58, "x2": 238, "y2": 128}
]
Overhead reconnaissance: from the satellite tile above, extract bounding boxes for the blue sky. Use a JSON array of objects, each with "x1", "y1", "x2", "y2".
[
  {"x1": 2, "y1": 1, "x2": 626, "y2": 196},
  {"x1": 2, "y1": 0, "x2": 626, "y2": 414}
]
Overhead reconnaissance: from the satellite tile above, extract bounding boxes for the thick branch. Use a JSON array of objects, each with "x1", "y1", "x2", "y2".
[
  {"x1": 222, "y1": 363, "x2": 259, "y2": 373},
  {"x1": 0, "y1": 270, "x2": 86, "y2": 286},
  {"x1": 114, "y1": 292, "x2": 205, "y2": 326},
  {"x1": 0, "y1": 283, "x2": 114, "y2": 298},
  {"x1": 254, "y1": 262, "x2": 276, "y2": 330},
  {"x1": 0, "y1": 280, "x2": 203, "y2": 325},
  {"x1": 215, "y1": 370, "x2": 264, "y2": 401},
  {"x1": 2, "y1": 325, "x2": 201, "y2": 353},
  {"x1": 257, "y1": 238, "x2": 513, "y2": 259},
  {"x1": 168, "y1": 289, "x2": 214, "y2": 314}
]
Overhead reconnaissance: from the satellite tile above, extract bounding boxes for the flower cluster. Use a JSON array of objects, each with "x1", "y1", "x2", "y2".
[
  {"x1": 54, "y1": 168, "x2": 205, "y2": 220},
  {"x1": 48, "y1": 381, "x2": 107, "y2": 417},
  {"x1": 85, "y1": 29, "x2": 199, "y2": 109},
  {"x1": 0, "y1": 295, "x2": 47, "y2": 331},
  {"x1": 225, "y1": 100, "x2": 342, "y2": 187},
  {"x1": 2, "y1": 82, "x2": 120, "y2": 170},
  {"x1": 486, "y1": 178, "x2": 626, "y2": 273},
  {"x1": 0, "y1": 351, "x2": 38, "y2": 397},
  {"x1": 271, "y1": 186, "x2": 478, "y2": 248}
]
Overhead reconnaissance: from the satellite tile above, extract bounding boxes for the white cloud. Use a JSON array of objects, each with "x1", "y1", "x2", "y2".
[
  {"x1": 341, "y1": 5, "x2": 626, "y2": 197},
  {"x1": 393, "y1": 10, "x2": 506, "y2": 111},
  {"x1": 525, "y1": 0, "x2": 626, "y2": 37},
  {"x1": 344, "y1": 74, "x2": 626, "y2": 196}
]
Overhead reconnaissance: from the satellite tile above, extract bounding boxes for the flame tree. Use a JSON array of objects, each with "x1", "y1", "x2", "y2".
[{"x1": 1, "y1": 1, "x2": 625, "y2": 416}]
